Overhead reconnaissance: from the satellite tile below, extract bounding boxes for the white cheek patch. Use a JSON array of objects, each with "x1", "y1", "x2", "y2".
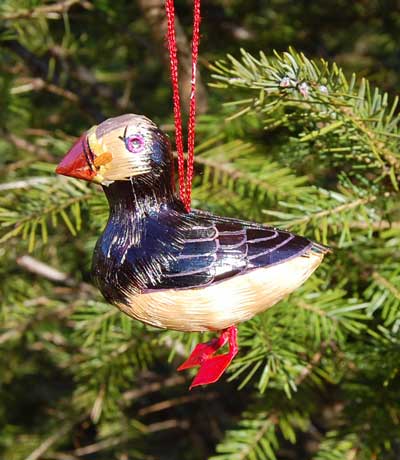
[
  {"x1": 103, "y1": 156, "x2": 152, "y2": 181},
  {"x1": 88, "y1": 128, "x2": 152, "y2": 182}
]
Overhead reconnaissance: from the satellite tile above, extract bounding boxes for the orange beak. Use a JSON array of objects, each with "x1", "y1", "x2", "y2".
[{"x1": 55, "y1": 134, "x2": 97, "y2": 181}]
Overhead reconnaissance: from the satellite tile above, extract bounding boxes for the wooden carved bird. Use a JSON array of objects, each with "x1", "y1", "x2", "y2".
[{"x1": 56, "y1": 114, "x2": 328, "y2": 389}]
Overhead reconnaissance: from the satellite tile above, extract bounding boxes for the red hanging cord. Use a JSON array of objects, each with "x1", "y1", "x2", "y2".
[{"x1": 165, "y1": 0, "x2": 201, "y2": 211}]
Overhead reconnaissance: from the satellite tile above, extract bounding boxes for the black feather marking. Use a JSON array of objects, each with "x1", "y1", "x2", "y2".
[{"x1": 92, "y1": 181, "x2": 317, "y2": 299}]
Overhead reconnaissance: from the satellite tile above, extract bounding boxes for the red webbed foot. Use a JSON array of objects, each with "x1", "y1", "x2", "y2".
[{"x1": 178, "y1": 326, "x2": 238, "y2": 389}]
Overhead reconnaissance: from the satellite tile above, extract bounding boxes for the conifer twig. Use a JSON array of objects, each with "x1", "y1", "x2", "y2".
[
  {"x1": 1, "y1": 0, "x2": 92, "y2": 20},
  {"x1": 25, "y1": 422, "x2": 76, "y2": 460},
  {"x1": 281, "y1": 196, "x2": 377, "y2": 228},
  {"x1": 11, "y1": 77, "x2": 79, "y2": 102},
  {"x1": 3, "y1": 132, "x2": 55, "y2": 161},
  {"x1": 137, "y1": 392, "x2": 218, "y2": 416},
  {"x1": 122, "y1": 375, "x2": 186, "y2": 401},
  {"x1": 372, "y1": 272, "x2": 400, "y2": 300},
  {"x1": 2, "y1": 40, "x2": 104, "y2": 122},
  {"x1": 296, "y1": 341, "x2": 331, "y2": 385},
  {"x1": 17, "y1": 255, "x2": 78, "y2": 286},
  {"x1": 0, "y1": 178, "x2": 52, "y2": 191}
]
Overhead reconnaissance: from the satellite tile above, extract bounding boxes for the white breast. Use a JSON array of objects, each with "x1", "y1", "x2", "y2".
[{"x1": 115, "y1": 250, "x2": 324, "y2": 332}]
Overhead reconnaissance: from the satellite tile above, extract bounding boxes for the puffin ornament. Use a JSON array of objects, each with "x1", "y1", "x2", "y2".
[{"x1": 56, "y1": 114, "x2": 328, "y2": 389}]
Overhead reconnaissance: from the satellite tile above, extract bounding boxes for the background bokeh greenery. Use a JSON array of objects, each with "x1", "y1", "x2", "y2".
[{"x1": 1, "y1": 1, "x2": 400, "y2": 460}]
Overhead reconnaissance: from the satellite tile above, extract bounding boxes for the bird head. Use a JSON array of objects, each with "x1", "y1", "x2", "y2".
[{"x1": 56, "y1": 114, "x2": 172, "y2": 185}]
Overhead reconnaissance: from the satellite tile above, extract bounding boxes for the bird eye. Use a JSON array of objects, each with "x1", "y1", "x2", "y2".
[{"x1": 125, "y1": 134, "x2": 145, "y2": 153}]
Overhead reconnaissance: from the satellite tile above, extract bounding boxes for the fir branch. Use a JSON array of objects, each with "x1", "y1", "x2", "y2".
[
  {"x1": 191, "y1": 136, "x2": 313, "y2": 219},
  {"x1": 137, "y1": 392, "x2": 217, "y2": 417},
  {"x1": 277, "y1": 195, "x2": 376, "y2": 228},
  {"x1": 372, "y1": 271, "x2": 400, "y2": 302},
  {"x1": 195, "y1": 143, "x2": 310, "y2": 200},
  {"x1": 1, "y1": 0, "x2": 92, "y2": 21},
  {"x1": 25, "y1": 422, "x2": 77, "y2": 460},
  {"x1": 122, "y1": 375, "x2": 186, "y2": 402},
  {"x1": 1, "y1": 40, "x2": 105, "y2": 122},
  {"x1": 17, "y1": 255, "x2": 79, "y2": 286},
  {"x1": 264, "y1": 188, "x2": 379, "y2": 245},
  {"x1": 11, "y1": 77, "x2": 80, "y2": 103},
  {"x1": 313, "y1": 433, "x2": 359, "y2": 460},
  {"x1": 211, "y1": 49, "x2": 400, "y2": 189},
  {"x1": 228, "y1": 282, "x2": 369, "y2": 392},
  {"x1": 0, "y1": 177, "x2": 51, "y2": 191},
  {"x1": 70, "y1": 434, "x2": 133, "y2": 457},
  {"x1": 210, "y1": 409, "x2": 308, "y2": 460},
  {"x1": 365, "y1": 268, "x2": 400, "y2": 329},
  {"x1": 0, "y1": 178, "x2": 95, "y2": 249},
  {"x1": 3, "y1": 131, "x2": 55, "y2": 161},
  {"x1": 210, "y1": 413, "x2": 279, "y2": 460}
]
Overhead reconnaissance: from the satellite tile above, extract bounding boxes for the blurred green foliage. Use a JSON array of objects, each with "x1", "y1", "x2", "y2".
[{"x1": 1, "y1": 1, "x2": 400, "y2": 460}]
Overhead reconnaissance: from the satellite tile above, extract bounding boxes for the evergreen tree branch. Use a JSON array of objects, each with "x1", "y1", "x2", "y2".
[
  {"x1": 0, "y1": 178, "x2": 95, "y2": 248},
  {"x1": 372, "y1": 271, "x2": 400, "y2": 301},
  {"x1": 1, "y1": 0, "x2": 91, "y2": 20},
  {"x1": 3, "y1": 131, "x2": 55, "y2": 161},
  {"x1": 1, "y1": 40, "x2": 104, "y2": 121},
  {"x1": 11, "y1": 77, "x2": 80, "y2": 103},
  {"x1": 24, "y1": 421, "x2": 78, "y2": 460},
  {"x1": 276, "y1": 195, "x2": 376, "y2": 228},
  {"x1": 122, "y1": 375, "x2": 186, "y2": 402},
  {"x1": 17, "y1": 255, "x2": 79, "y2": 286},
  {"x1": 210, "y1": 49, "x2": 400, "y2": 189},
  {"x1": 194, "y1": 144, "x2": 310, "y2": 201}
]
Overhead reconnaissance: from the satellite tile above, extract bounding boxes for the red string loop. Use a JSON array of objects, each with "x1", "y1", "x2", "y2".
[{"x1": 165, "y1": 0, "x2": 201, "y2": 212}]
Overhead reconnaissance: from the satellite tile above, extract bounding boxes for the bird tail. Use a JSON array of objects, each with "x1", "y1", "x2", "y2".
[{"x1": 309, "y1": 241, "x2": 332, "y2": 256}]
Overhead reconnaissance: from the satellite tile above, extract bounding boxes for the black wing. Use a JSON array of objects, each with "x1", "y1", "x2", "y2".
[{"x1": 147, "y1": 209, "x2": 313, "y2": 290}]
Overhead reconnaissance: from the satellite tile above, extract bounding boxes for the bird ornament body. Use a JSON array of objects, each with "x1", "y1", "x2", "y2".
[{"x1": 56, "y1": 114, "x2": 328, "y2": 388}]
